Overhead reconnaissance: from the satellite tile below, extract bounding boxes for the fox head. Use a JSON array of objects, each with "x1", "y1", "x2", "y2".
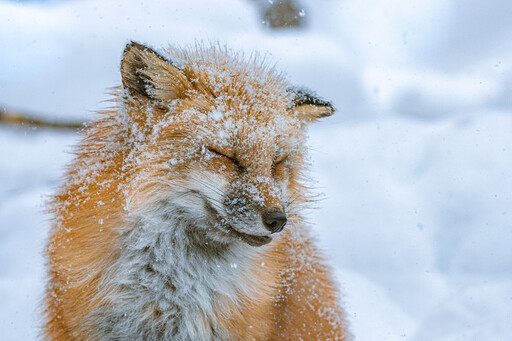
[{"x1": 113, "y1": 42, "x2": 334, "y2": 247}]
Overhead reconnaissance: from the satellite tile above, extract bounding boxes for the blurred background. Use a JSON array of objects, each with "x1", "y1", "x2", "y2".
[{"x1": 1, "y1": 0, "x2": 511, "y2": 340}]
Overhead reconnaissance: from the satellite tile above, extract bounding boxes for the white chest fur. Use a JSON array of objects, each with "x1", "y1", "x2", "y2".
[{"x1": 88, "y1": 203, "x2": 260, "y2": 341}]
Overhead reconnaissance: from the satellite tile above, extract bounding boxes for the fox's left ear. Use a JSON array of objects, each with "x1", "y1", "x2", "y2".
[
  {"x1": 288, "y1": 87, "x2": 335, "y2": 122},
  {"x1": 121, "y1": 41, "x2": 191, "y2": 101}
]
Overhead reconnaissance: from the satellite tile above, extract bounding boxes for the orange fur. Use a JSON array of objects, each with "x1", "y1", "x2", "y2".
[{"x1": 44, "y1": 42, "x2": 351, "y2": 340}]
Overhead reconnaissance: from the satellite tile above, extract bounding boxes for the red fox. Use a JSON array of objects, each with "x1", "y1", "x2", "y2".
[{"x1": 44, "y1": 41, "x2": 351, "y2": 340}]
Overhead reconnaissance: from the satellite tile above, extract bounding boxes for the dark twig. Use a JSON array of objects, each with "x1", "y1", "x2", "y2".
[{"x1": 0, "y1": 106, "x2": 84, "y2": 130}]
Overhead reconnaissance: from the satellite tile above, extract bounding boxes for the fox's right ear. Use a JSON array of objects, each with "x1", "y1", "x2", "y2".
[
  {"x1": 288, "y1": 87, "x2": 335, "y2": 123},
  {"x1": 121, "y1": 41, "x2": 191, "y2": 101}
]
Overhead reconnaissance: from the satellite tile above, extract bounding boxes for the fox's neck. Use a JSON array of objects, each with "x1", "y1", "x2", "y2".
[{"x1": 91, "y1": 204, "x2": 259, "y2": 340}]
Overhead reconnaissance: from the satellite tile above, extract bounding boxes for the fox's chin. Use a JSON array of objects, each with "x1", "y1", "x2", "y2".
[
  {"x1": 237, "y1": 231, "x2": 273, "y2": 247},
  {"x1": 202, "y1": 201, "x2": 272, "y2": 247},
  {"x1": 224, "y1": 224, "x2": 273, "y2": 247}
]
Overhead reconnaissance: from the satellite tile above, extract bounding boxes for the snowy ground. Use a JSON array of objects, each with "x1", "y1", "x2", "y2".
[{"x1": 1, "y1": 0, "x2": 512, "y2": 340}]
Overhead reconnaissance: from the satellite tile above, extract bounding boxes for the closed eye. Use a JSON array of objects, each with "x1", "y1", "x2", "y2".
[{"x1": 207, "y1": 148, "x2": 245, "y2": 173}]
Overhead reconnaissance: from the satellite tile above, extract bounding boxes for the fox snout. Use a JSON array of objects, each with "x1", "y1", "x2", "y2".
[
  {"x1": 262, "y1": 210, "x2": 287, "y2": 234},
  {"x1": 226, "y1": 175, "x2": 289, "y2": 236}
]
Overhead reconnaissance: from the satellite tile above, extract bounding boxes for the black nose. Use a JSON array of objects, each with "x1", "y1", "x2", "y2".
[{"x1": 262, "y1": 211, "x2": 287, "y2": 234}]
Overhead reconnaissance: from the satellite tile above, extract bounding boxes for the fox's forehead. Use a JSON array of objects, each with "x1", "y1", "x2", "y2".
[
  {"x1": 172, "y1": 47, "x2": 293, "y2": 112},
  {"x1": 174, "y1": 102, "x2": 302, "y2": 159},
  {"x1": 219, "y1": 112, "x2": 301, "y2": 155},
  {"x1": 170, "y1": 46, "x2": 285, "y2": 92},
  {"x1": 169, "y1": 55, "x2": 303, "y2": 156}
]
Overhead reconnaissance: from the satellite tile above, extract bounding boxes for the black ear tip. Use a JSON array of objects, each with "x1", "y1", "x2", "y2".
[
  {"x1": 126, "y1": 40, "x2": 138, "y2": 49},
  {"x1": 123, "y1": 41, "x2": 151, "y2": 57},
  {"x1": 288, "y1": 87, "x2": 335, "y2": 111},
  {"x1": 127, "y1": 40, "x2": 143, "y2": 48}
]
